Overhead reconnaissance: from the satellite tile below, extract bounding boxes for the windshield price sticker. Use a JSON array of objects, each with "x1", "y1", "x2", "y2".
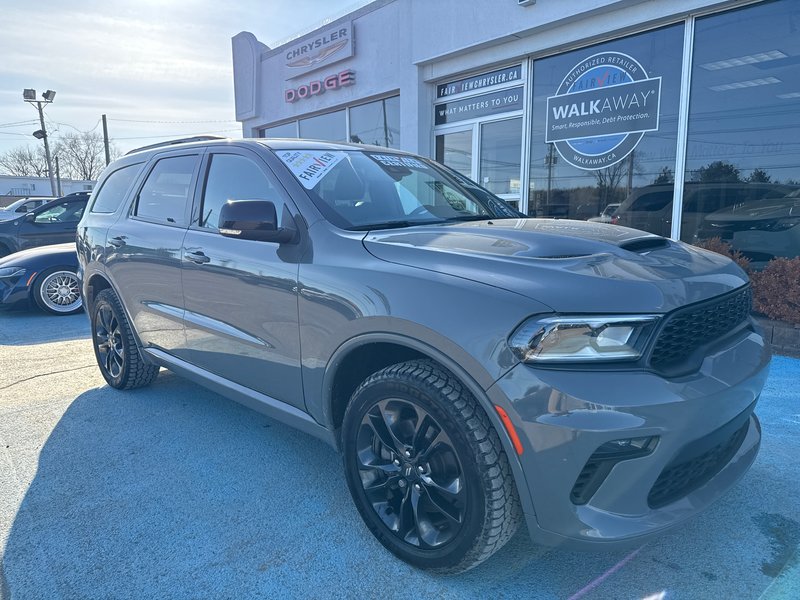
[
  {"x1": 277, "y1": 150, "x2": 346, "y2": 189},
  {"x1": 368, "y1": 154, "x2": 426, "y2": 169}
]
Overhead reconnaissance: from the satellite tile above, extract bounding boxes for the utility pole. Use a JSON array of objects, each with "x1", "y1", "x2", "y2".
[
  {"x1": 102, "y1": 114, "x2": 111, "y2": 166},
  {"x1": 55, "y1": 155, "x2": 63, "y2": 196},
  {"x1": 23, "y1": 89, "x2": 57, "y2": 196}
]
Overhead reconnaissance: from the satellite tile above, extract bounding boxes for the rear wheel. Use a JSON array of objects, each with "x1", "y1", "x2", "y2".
[
  {"x1": 342, "y1": 359, "x2": 522, "y2": 573},
  {"x1": 33, "y1": 267, "x2": 83, "y2": 315},
  {"x1": 91, "y1": 288, "x2": 159, "y2": 389}
]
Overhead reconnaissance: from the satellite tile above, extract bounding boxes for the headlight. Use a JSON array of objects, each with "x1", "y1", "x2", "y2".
[
  {"x1": 0, "y1": 267, "x2": 25, "y2": 279},
  {"x1": 509, "y1": 315, "x2": 659, "y2": 363}
]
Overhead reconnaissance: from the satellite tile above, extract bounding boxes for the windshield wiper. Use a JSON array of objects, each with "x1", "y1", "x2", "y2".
[
  {"x1": 443, "y1": 215, "x2": 493, "y2": 223},
  {"x1": 349, "y1": 219, "x2": 442, "y2": 231}
]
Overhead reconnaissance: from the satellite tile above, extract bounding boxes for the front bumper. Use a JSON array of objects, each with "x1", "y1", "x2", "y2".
[
  {"x1": 0, "y1": 272, "x2": 34, "y2": 310},
  {"x1": 486, "y1": 322, "x2": 770, "y2": 550}
]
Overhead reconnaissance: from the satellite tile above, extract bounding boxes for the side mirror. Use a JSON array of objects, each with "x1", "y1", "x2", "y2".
[
  {"x1": 15, "y1": 206, "x2": 27, "y2": 213},
  {"x1": 218, "y1": 200, "x2": 296, "y2": 244},
  {"x1": 24, "y1": 212, "x2": 35, "y2": 222}
]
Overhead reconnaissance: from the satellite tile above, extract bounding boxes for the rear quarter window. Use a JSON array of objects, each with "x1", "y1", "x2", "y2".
[{"x1": 90, "y1": 163, "x2": 142, "y2": 214}]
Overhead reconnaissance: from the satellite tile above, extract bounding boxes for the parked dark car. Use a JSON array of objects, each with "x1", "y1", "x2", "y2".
[
  {"x1": 0, "y1": 192, "x2": 90, "y2": 257},
  {"x1": 612, "y1": 182, "x2": 796, "y2": 239},
  {"x1": 77, "y1": 138, "x2": 769, "y2": 573},
  {"x1": 0, "y1": 196, "x2": 56, "y2": 221},
  {"x1": 0, "y1": 243, "x2": 81, "y2": 314}
]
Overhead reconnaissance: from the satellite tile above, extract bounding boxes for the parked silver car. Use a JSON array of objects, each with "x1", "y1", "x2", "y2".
[{"x1": 77, "y1": 138, "x2": 769, "y2": 573}]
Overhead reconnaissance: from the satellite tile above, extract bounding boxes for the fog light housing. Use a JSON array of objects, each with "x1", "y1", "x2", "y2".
[{"x1": 570, "y1": 436, "x2": 659, "y2": 505}]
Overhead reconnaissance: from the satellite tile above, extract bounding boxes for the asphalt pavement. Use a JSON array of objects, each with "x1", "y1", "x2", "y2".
[{"x1": 0, "y1": 310, "x2": 798, "y2": 599}]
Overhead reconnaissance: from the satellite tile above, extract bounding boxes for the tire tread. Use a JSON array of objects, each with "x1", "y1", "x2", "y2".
[
  {"x1": 93, "y1": 289, "x2": 159, "y2": 389},
  {"x1": 348, "y1": 359, "x2": 523, "y2": 574}
]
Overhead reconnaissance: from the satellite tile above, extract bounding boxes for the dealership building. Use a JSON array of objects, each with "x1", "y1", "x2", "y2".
[{"x1": 232, "y1": 0, "x2": 799, "y2": 263}]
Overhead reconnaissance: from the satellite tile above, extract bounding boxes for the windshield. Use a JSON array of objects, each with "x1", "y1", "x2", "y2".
[{"x1": 275, "y1": 149, "x2": 519, "y2": 230}]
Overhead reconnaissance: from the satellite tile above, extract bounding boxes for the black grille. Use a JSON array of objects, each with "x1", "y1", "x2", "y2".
[
  {"x1": 649, "y1": 286, "x2": 752, "y2": 374},
  {"x1": 647, "y1": 420, "x2": 749, "y2": 509}
]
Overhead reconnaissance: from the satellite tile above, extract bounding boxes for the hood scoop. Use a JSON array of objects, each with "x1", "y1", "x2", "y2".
[{"x1": 619, "y1": 237, "x2": 671, "y2": 254}]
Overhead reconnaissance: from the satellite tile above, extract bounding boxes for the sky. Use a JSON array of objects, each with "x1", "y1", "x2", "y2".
[{"x1": 0, "y1": 0, "x2": 367, "y2": 157}]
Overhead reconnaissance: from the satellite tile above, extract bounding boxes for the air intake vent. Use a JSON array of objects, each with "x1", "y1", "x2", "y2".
[{"x1": 619, "y1": 237, "x2": 670, "y2": 253}]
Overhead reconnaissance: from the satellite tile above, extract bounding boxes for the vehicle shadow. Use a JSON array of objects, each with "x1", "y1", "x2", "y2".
[
  {"x1": 3, "y1": 367, "x2": 795, "y2": 598},
  {"x1": 0, "y1": 372, "x2": 577, "y2": 598},
  {"x1": 0, "y1": 311, "x2": 89, "y2": 346}
]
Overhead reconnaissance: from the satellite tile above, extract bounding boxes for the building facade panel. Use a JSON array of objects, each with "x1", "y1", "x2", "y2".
[{"x1": 233, "y1": 0, "x2": 800, "y2": 265}]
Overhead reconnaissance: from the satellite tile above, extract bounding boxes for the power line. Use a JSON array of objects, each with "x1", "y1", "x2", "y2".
[
  {"x1": 113, "y1": 129, "x2": 241, "y2": 140},
  {"x1": 108, "y1": 117, "x2": 239, "y2": 124},
  {"x1": 0, "y1": 120, "x2": 38, "y2": 129}
]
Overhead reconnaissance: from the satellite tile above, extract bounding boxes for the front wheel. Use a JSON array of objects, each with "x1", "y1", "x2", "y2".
[
  {"x1": 91, "y1": 288, "x2": 159, "y2": 389},
  {"x1": 33, "y1": 268, "x2": 83, "y2": 315},
  {"x1": 342, "y1": 360, "x2": 522, "y2": 573}
]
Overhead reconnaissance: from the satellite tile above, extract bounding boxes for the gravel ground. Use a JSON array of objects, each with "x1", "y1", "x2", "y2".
[{"x1": 0, "y1": 310, "x2": 798, "y2": 600}]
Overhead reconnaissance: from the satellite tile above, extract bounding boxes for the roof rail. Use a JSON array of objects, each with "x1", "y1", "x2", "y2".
[{"x1": 125, "y1": 135, "x2": 229, "y2": 156}]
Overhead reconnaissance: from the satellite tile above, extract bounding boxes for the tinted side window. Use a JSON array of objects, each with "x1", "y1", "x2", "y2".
[
  {"x1": 200, "y1": 154, "x2": 282, "y2": 230},
  {"x1": 135, "y1": 156, "x2": 197, "y2": 225},
  {"x1": 630, "y1": 191, "x2": 673, "y2": 212},
  {"x1": 91, "y1": 164, "x2": 142, "y2": 214}
]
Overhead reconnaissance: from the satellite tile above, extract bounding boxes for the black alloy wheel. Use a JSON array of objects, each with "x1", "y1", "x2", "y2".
[
  {"x1": 357, "y1": 398, "x2": 467, "y2": 549},
  {"x1": 91, "y1": 288, "x2": 159, "y2": 389},
  {"x1": 342, "y1": 360, "x2": 522, "y2": 573}
]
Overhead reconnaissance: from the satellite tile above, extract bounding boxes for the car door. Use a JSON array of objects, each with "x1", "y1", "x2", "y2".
[
  {"x1": 177, "y1": 148, "x2": 305, "y2": 409},
  {"x1": 104, "y1": 150, "x2": 202, "y2": 353},
  {"x1": 17, "y1": 198, "x2": 88, "y2": 250}
]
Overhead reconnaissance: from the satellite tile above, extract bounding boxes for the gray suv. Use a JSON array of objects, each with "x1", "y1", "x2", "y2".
[{"x1": 77, "y1": 137, "x2": 770, "y2": 573}]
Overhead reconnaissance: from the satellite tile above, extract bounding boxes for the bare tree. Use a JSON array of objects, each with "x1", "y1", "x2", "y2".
[
  {"x1": 54, "y1": 131, "x2": 118, "y2": 180},
  {"x1": 593, "y1": 160, "x2": 627, "y2": 204},
  {"x1": 0, "y1": 145, "x2": 49, "y2": 177}
]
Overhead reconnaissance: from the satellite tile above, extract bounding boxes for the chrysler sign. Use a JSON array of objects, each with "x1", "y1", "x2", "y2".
[
  {"x1": 284, "y1": 22, "x2": 354, "y2": 79},
  {"x1": 545, "y1": 51, "x2": 661, "y2": 170}
]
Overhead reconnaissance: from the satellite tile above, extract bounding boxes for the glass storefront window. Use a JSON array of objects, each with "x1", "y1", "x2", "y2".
[
  {"x1": 683, "y1": 0, "x2": 800, "y2": 267},
  {"x1": 435, "y1": 130, "x2": 473, "y2": 178},
  {"x1": 479, "y1": 118, "x2": 522, "y2": 196},
  {"x1": 299, "y1": 110, "x2": 346, "y2": 142},
  {"x1": 528, "y1": 24, "x2": 684, "y2": 233},
  {"x1": 349, "y1": 96, "x2": 401, "y2": 148},
  {"x1": 264, "y1": 122, "x2": 298, "y2": 138}
]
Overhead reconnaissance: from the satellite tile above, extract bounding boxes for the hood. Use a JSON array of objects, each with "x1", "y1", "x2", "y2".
[
  {"x1": 705, "y1": 196, "x2": 800, "y2": 223},
  {"x1": 0, "y1": 242, "x2": 77, "y2": 267},
  {"x1": 363, "y1": 219, "x2": 748, "y2": 314}
]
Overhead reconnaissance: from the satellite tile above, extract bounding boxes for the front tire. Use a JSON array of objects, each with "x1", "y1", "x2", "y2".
[
  {"x1": 33, "y1": 267, "x2": 83, "y2": 315},
  {"x1": 91, "y1": 288, "x2": 159, "y2": 389},
  {"x1": 342, "y1": 360, "x2": 522, "y2": 573}
]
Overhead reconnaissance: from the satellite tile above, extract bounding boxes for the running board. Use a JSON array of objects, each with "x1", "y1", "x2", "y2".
[{"x1": 143, "y1": 348, "x2": 336, "y2": 448}]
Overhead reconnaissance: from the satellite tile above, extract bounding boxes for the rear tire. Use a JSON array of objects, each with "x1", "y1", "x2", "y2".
[
  {"x1": 342, "y1": 359, "x2": 522, "y2": 573},
  {"x1": 91, "y1": 288, "x2": 159, "y2": 389}
]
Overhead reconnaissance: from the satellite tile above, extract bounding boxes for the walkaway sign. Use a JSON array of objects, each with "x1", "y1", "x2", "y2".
[{"x1": 545, "y1": 51, "x2": 661, "y2": 170}]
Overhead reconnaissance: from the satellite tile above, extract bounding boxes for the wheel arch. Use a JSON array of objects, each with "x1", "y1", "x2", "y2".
[
  {"x1": 85, "y1": 272, "x2": 113, "y2": 310},
  {"x1": 321, "y1": 332, "x2": 536, "y2": 519}
]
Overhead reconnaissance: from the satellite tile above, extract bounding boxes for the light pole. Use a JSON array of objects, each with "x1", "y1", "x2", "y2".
[{"x1": 23, "y1": 88, "x2": 57, "y2": 196}]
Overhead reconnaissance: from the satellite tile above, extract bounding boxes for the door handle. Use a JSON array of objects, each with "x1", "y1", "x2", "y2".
[
  {"x1": 184, "y1": 250, "x2": 211, "y2": 264},
  {"x1": 108, "y1": 236, "x2": 127, "y2": 248}
]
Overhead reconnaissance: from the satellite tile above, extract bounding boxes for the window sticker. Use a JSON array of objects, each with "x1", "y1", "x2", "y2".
[
  {"x1": 277, "y1": 150, "x2": 346, "y2": 189},
  {"x1": 367, "y1": 153, "x2": 427, "y2": 169}
]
